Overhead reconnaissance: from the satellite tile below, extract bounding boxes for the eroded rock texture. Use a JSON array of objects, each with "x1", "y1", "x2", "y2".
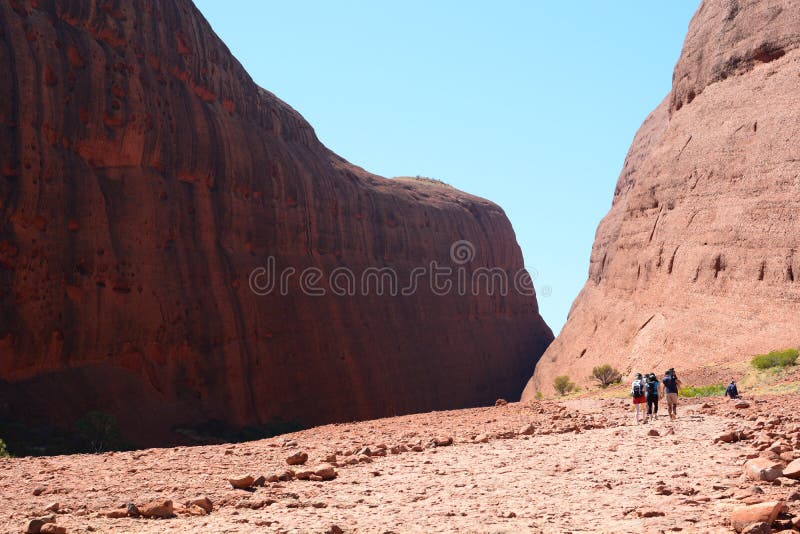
[
  {"x1": 524, "y1": 0, "x2": 800, "y2": 397},
  {"x1": 0, "y1": 0, "x2": 552, "y2": 445}
]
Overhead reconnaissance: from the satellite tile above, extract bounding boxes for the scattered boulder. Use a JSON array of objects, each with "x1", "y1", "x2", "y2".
[
  {"x1": 784, "y1": 458, "x2": 800, "y2": 479},
  {"x1": 267, "y1": 470, "x2": 295, "y2": 482},
  {"x1": 314, "y1": 463, "x2": 338, "y2": 481},
  {"x1": 286, "y1": 451, "x2": 309, "y2": 466},
  {"x1": 43, "y1": 502, "x2": 59, "y2": 513},
  {"x1": 32, "y1": 487, "x2": 46, "y2": 496},
  {"x1": 188, "y1": 497, "x2": 213, "y2": 513},
  {"x1": 295, "y1": 469, "x2": 314, "y2": 480},
  {"x1": 24, "y1": 516, "x2": 56, "y2": 534},
  {"x1": 731, "y1": 501, "x2": 784, "y2": 532},
  {"x1": 102, "y1": 508, "x2": 128, "y2": 519},
  {"x1": 138, "y1": 499, "x2": 174, "y2": 519},
  {"x1": 495, "y1": 399, "x2": 508, "y2": 407},
  {"x1": 647, "y1": 429, "x2": 660, "y2": 437},
  {"x1": 715, "y1": 431, "x2": 736, "y2": 443},
  {"x1": 474, "y1": 433, "x2": 490, "y2": 443},
  {"x1": 735, "y1": 401, "x2": 751, "y2": 409},
  {"x1": 519, "y1": 423, "x2": 536, "y2": 436},
  {"x1": 433, "y1": 437, "x2": 453, "y2": 447},
  {"x1": 228, "y1": 475, "x2": 255, "y2": 489},
  {"x1": 744, "y1": 458, "x2": 783, "y2": 482}
]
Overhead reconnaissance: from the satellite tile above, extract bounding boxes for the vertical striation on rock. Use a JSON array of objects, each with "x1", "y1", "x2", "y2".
[
  {"x1": 0, "y1": 0, "x2": 552, "y2": 446},
  {"x1": 524, "y1": 0, "x2": 800, "y2": 397}
]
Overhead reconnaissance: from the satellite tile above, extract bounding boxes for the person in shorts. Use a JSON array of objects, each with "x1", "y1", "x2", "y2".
[
  {"x1": 631, "y1": 373, "x2": 647, "y2": 424},
  {"x1": 660, "y1": 368, "x2": 682, "y2": 420}
]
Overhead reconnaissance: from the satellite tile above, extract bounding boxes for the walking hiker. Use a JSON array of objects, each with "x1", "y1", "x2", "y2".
[
  {"x1": 660, "y1": 368, "x2": 682, "y2": 420},
  {"x1": 645, "y1": 373, "x2": 660, "y2": 421},
  {"x1": 631, "y1": 373, "x2": 646, "y2": 424},
  {"x1": 725, "y1": 379, "x2": 740, "y2": 399}
]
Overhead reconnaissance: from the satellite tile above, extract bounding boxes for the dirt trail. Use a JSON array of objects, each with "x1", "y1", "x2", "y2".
[{"x1": 2, "y1": 396, "x2": 798, "y2": 533}]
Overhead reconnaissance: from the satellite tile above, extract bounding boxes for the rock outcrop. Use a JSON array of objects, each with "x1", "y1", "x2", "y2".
[
  {"x1": 0, "y1": 0, "x2": 552, "y2": 446},
  {"x1": 524, "y1": 0, "x2": 800, "y2": 397}
]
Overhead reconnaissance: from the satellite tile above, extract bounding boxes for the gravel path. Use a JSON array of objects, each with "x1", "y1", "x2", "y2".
[{"x1": 2, "y1": 397, "x2": 797, "y2": 533}]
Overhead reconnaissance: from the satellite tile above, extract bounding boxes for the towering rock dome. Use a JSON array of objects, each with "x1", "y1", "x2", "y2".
[
  {"x1": 0, "y1": 0, "x2": 552, "y2": 446},
  {"x1": 524, "y1": 0, "x2": 800, "y2": 396}
]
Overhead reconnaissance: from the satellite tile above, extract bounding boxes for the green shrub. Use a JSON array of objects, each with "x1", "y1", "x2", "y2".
[
  {"x1": 679, "y1": 384, "x2": 726, "y2": 397},
  {"x1": 74, "y1": 411, "x2": 123, "y2": 453},
  {"x1": 591, "y1": 364, "x2": 622, "y2": 388},
  {"x1": 0, "y1": 438, "x2": 10, "y2": 458},
  {"x1": 553, "y1": 375, "x2": 576, "y2": 396},
  {"x1": 751, "y1": 348, "x2": 799, "y2": 369},
  {"x1": 534, "y1": 391, "x2": 544, "y2": 400}
]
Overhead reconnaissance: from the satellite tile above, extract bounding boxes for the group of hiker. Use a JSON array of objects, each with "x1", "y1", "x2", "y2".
[
  {"x1": 630, "y1": 369, "x2": 741, "y2": 423},
  {"x1": 630, "y1": 368, "x2": 681, "y2": 424}
]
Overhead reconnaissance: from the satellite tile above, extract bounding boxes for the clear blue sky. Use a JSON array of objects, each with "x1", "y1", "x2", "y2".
[{"x1": 194, "y1": 1, "x2": 699, "y2": 334}]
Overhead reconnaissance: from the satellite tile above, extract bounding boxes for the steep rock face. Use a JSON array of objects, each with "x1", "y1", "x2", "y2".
[
  {"x1": 0, "y1": 0, "x2": 552, "y2": 445},
  {"x1": 524, "y1": 0, "x2": 800, "y2": 397}
]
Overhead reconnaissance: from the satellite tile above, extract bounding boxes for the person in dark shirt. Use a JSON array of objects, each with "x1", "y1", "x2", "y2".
[
  {"x1": 725, "y1": 379, "x2": 739, "y2": 399},
  {"x1": 660, "y1": 368, "x2": 682, "y2": 420},
  {"x1": 645, "y1": 373, "x2": 660, "y2": 421}
]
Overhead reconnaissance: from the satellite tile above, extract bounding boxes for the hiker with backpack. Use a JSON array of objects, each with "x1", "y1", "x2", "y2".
[
  {"x1": 660, "y1": 368, "x2": 682, "y2": 420},
  {"x1": 631, "y1": 373, "x2": 646, "y2": 424},
  {"x1": 645, "y1": 373, "x2": 660, "y2": 421},
  {"x1": 725, "y1": 379, "x2": 740, "y2": 399}
]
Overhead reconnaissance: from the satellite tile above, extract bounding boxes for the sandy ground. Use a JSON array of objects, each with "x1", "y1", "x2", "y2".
[{"x1": 2, "y1": 395, "x2": 800, "y2": 533}]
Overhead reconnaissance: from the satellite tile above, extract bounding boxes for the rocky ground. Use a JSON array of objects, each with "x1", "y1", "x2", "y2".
[{"x1": 3, "y1": 394, "x2": 800, "y2": 533}]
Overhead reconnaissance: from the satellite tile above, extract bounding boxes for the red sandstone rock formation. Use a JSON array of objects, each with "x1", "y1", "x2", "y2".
[
  {"x1": 0, "y1": 0, "x2": 552, "y2": 445},
  {"x1": 524, "y1": 0, "x2": 800, "y2": 397}
]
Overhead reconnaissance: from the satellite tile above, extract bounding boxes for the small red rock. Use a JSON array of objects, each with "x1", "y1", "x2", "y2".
[
  {"x1": 228, "y1": 475, "x2": 255, "y2": 489},
  {"x1": 286, "y1": 451, "x2": 308, "y2": 466}
]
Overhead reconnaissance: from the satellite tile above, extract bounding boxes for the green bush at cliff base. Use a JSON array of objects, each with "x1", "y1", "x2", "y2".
[
  {"x1": 553, "y1": 375, "x2": 576, "y2": 396},
  {"x1": 679, "y1": 384, "x2": 725, "y2": 397},
  {"x1": 751, "y1": 349, "x2": 799, "y2": 370},
  {"x1": 591, "y1": 364, "x2": 622, "y2": 388}
]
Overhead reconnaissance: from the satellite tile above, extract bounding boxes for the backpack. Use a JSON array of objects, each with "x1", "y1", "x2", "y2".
[
  {"x1": 663, "y1": 375, "x2": 677, "y2": 394},
  {"x1": 646, "y1": 380, "x2": 658, "y2": 397},
  {"x1": 632, "y1": 380, "x2": 644, "y2": 398}
]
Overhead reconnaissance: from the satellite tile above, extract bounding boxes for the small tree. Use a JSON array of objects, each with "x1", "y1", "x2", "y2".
[
  {"x1": 553, "y1": 375, "x2": 575, "y2": 396},
  {"x1": 591, "y1": 364, "x2": 622, "y2": 388},
  {"x1": 0, "y1": 438, "x2": 10, "y2": 458},
  {"x1": 74, "y1": 411, "x2": 123, "y2": 453}
]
